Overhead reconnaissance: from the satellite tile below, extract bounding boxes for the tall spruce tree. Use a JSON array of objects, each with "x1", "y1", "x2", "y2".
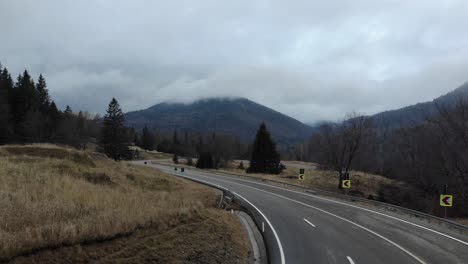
[
  {"x1": 0, "y1": 66, "x2": 13, "y2": 144},
  {"x1": 100, "y1": 98, "x2": 129, "y2": 160},
  {"x1": 36, "y1": 74, "x2": 50, "y2": 112},
  {"x1": 247, "y1": 122, "x2": 282, "y2": 174},
  {"x1": 141, "y1": 125, "x2": 155, "y2": 150},
  {"x1": 13, "y1": 70, "x2": 39, "y2": 141}
]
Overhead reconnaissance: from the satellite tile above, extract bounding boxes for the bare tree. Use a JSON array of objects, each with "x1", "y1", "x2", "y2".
[{"x1": 311, "y1": 112, "x2": 374, "y2": 189}]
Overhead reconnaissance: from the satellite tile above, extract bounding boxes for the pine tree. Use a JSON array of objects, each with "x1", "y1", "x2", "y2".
[
  {"x1": 141, "y1": 125, "x2": 154, "y2": 150},
  {"x1": 12, "y1": 70, "x2": 39, "y2": 140},
  {"x1": 196, "y1": 152, "x2": 214, "y2": 169},
  {"x1": 63, "y1": 105, "x2": 73, "y2": 118},
  {"x1": 99, "y1": 98, "x2": 129, "y2": 160},
  {"x1": 36, "y1": 74, "x2": 50, "y2": 113},
  {"x1": 46, "y1": 101, "x2": 61, "y2": 140},
  {"x1": 247, "y1": 122, "x2": 282, "y2": 174},
  {"x1": 76, "y1": 111, "x2": 87, "y2": 149},
  {"x1": 0, "y1": 66, "x2": 13, "y2": 144},
  {"x1": 133, "y1": 131, "x2": 140, "y2": 147}
]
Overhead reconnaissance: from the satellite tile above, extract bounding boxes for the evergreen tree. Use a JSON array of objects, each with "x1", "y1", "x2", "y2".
[
  {"x1": 36, "y1": 74, "x2": 50, "y2": 112},
  {"x1": 247, "y1": 122, "x2": 282, "y2": 174},
  {"x1": 76, "y1": 111, "x2": 87, "y2": 149},
  {"x1": 12, "y1": 70, "x2": 39, "y2": 140},
  {"x1": 46, "y1": 101, "x2": 61, "y2": 140},
  {"x1": 133, "y1": 131, "x2": 140, "y2": 147},
  {"x1": 63, "y1": 105, "x2": 73, "y2": 118},
  {"x1": 0, "y1": 66, "x2": 13, "y2": 144},
  {"x1": 99, "y1": 98, "x2": 129, "y2": 160},
  {"x1": 141, "y1": 125, "x2": 154, "y2": 150},
  {"x1": 196, "y1": 152, "x2": 214, "y2": 169}
]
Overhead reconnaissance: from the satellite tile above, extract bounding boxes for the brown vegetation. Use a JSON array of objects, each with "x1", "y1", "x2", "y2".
[
  {"x1": 0, "y1": 144, "x2": 247, "y2": 263},
  {"x1": 224, "y1": 160, "x2": 400, "y2": 198}
]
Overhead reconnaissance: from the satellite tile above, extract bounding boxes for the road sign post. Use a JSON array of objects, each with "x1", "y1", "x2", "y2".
[
  {"x1": 299, "y1": 168, "x2": 305, "y2": 180},
  {"x1": 440, "y1": 185, "x2": 453, "y2": 218},
  {"x1": 341, "y1": 180, "x2": 351, "y2": 189}
]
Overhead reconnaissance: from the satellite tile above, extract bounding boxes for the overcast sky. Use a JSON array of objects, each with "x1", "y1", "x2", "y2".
[{"x1": 1, "y1": 0, "x2": 468, "y2": 123}]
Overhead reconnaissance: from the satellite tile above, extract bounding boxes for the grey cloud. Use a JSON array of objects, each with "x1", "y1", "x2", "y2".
[{"x1": 1, "y1": 0, "x2": 468, "y2": 122}]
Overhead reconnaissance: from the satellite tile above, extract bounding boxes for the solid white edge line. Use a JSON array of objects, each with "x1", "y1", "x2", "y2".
[
  {"x1": 233, "y1": 191, "x2": 286, "y2": 264},
  {"x1": 347, "y1": 256, "x2": 356, "y2": 264},
  {"x1": 199, "y1": 170, "x2": 468, "y2": 247},
  {"x1": 159, "y1": 168, "x2": 286, "y2": 264},
  {"x1": 190, "y1": 173, "x2": 426, "y2": 264},
  {"x1": 303, "y1": 218, "x2": 316, "y2": 228}
]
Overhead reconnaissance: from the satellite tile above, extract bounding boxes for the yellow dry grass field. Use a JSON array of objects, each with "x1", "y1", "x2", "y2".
[{"x1": 0, "y1": 144, "x2": 248, "y2": 263}]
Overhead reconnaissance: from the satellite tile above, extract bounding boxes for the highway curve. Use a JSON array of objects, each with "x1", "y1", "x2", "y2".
[{"x1": 134, "y1": 161, "x2": 468, "y2": 264}]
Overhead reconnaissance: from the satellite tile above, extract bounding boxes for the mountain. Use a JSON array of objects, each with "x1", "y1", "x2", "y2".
[
  {"x1": 125, "y1": 97, "x2": 314, "y2": 144},
  {"x1": 370, "y1": 81, "x2": 468, "y2": 129}
]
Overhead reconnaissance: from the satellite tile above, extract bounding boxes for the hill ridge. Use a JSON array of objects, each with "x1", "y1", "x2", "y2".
[{"x1": 125, "y1": 97, "x2": 313, "y2": 144}]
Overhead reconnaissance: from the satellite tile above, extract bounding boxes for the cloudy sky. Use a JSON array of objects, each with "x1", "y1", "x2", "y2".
[{"x1": 1, "y1": 0, "x2": 468, "y2": 123}]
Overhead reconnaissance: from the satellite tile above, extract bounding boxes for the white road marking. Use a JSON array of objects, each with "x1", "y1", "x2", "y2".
[
  {"x1": 303, "y1": 218, "x2": 316, "y2": 228},
  {"x1": 232, "y1": 191, "x2": 286, "y2": 264},
  {"x1": 347, "y1": 256, "x2": 355, "y2": 264},
  {"x1": 189, "y1": 169, "x2": 468, "y2": 247},
  {"x1": 167, "y1": 171, "x2": 286, "y2": 264},
  {"x1": 186, "y1": 172, "x2": 426, "y2": 264}
]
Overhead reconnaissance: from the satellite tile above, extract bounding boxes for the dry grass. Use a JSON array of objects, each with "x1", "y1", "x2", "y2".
[
  {"x1": 9, "y1": 210, "x2": 247, "y2": 264},
  {"x1": 221, "y1": 160, "x2": 399, "y2": 198},
  {"x1": 0, "y1": 144, "x2": 247, "y2": 263}
]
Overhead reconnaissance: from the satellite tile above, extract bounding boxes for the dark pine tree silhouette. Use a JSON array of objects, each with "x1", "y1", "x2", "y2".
[
  {"x1": 12, "y1": 70, "x2": 39, "y2": 141},
  {"x1": 141, "y1": 125, "x2": 154, "y2": 150},
  {"x1": 36, "y1": 74, "x2": 50, "y2": 112},
  {"x1": 196, "y1": 152, "x2": 214, "y2": 169},
  {"x1": 100, "y1": 98, "x2": 129, "y2": 160},
  {"x1": 247, "y1": 122, "x2": 283, "y2": 174},
  {"x1": 0, "y1": 66, "x2": 13, "y2": 144}
]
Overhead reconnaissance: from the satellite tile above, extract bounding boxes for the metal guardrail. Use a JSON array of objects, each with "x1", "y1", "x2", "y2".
[
  {"x1": 153, "y1": 160, "x2": 467, "y2": 232},
  {"x1": 168, "y1": 172, "x2": 277, "y2": 264},
  {"x1": 207, "y1": 170, "x2": 468, "y2": 233}
]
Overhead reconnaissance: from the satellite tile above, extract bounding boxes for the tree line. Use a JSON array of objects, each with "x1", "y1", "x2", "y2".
[
  {"x1": 302, "y1": 102, "x2": 468, "y2": 217},
  {"x1": 0, "y1": 64, "x2": 285, "y2": 174},
  {"x1": 132, "y1": 122, "x2": 284, "y2": 174},
  {"x1": 0, "y1": 65, "x2": 101, "y2": 147}
]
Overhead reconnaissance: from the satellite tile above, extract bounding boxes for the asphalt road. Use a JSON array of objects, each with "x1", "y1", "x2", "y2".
[{"x1": 134, "y1": 161, "x2": 468, "y2": 264}]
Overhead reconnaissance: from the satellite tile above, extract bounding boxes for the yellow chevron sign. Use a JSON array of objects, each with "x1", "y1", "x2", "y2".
[
  {"x1": 440, "y1": 195, "x2": 453, "y2": 207},
  {"x1": 342, "y1": 180, "x2": 351, "y2": 188}
]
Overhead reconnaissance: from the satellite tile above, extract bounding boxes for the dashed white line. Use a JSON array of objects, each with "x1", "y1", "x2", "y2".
[
  {"x1": 187, "y1": 172, "x2": 426, "y2": 264},
  {"x1": 347, "y1": 256, "x2": 355, "y2": 264},
  {"x1": 189, "y1": 169, "x2": 468, "y2": 247},
  {"x1": 303, "y1": 218, "x2": 316, "y2": 228}
]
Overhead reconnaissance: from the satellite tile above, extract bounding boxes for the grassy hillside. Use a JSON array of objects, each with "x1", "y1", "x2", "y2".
[{"x1": 0, "y1": 145, "x2": 247, "y2": 263}]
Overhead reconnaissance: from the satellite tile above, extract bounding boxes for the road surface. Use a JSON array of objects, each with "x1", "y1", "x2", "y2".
[{"x1": 134, "y1": 161, "x2": 468, "y2": 264}]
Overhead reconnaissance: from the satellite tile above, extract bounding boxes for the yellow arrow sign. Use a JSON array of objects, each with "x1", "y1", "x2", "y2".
[
  {"x1": 342, "y1": 180, "x2": 351, "y2": 189},
  {"x1": 440, "y1": 195, "x2": 453, "y2": 207},
  {"x1": 298, "y1": 174, "x2": 305, "y2": 180}
]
